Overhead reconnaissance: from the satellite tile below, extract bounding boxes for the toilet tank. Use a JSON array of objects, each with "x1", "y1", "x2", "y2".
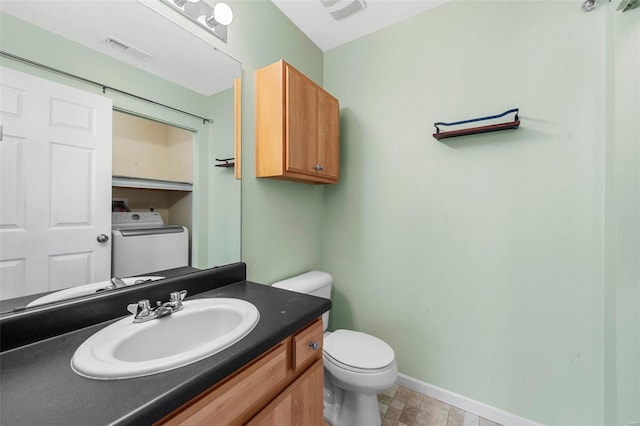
[{"x1": 271, "y1": 271, "x2": 332, "y2": 331}]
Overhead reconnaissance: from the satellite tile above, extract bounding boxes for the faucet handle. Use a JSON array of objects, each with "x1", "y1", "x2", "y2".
[
  {"x1": 127, "y1": 299, "x2": 151, "y2": 315},
  {"x1": 169, "y1": 290, "x2": 187, "y2": 302}
]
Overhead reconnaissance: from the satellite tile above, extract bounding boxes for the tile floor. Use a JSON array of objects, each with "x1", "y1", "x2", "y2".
[{"x1": 377, "y1": 385, "x2": 503, "y2": 426}]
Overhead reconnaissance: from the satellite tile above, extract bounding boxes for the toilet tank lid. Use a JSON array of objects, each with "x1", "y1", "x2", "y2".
[{"x1": 271, "y1": 270, "x2": 332, "y2": 293}]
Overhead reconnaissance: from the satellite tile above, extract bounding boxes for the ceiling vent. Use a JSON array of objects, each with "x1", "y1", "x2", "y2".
[
  {"x1": 320, "y1": 0, "x2": 366, "y2": 20},
  {"x1": 103, "y1": 36, "x2": 152, "y2": 62}
]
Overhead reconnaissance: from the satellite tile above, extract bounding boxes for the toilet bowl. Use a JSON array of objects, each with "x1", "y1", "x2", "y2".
[
  {"x1": 322, "y1": 329, "x2": 398, "y2": 426},
  {"x1": 272, "y1": 271, "x2": 398, "y2": 426}
]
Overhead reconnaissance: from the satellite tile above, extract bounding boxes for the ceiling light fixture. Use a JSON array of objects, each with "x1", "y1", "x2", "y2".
[{"x1": 160, "y1": 0, "x2": 233, "y2": 43}]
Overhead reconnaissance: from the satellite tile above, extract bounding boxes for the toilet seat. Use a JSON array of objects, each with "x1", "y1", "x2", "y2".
[
  {"x1": 324, "y1": 352, "x2": 393, "y2": 374},
  {"x1": 323, "y1": 329, "x2": 395, "y2": 373}
]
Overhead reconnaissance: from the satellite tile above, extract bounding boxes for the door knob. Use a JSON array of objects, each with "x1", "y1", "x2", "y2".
[{"x1": 97, "y1": 234, "x2": 109, "y2": 243}]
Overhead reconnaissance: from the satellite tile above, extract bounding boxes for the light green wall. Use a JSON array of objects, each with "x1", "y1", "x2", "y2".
[
  {"x1": 603, "y1": 7, "x2": 618, "y2": 425},
  {"x1": 219, "y1": 0, "x2": 326, "y2": 283},
  {"x1": 208, "y1": 88, "x2": 241, "y2": 267},
  {"x1": 323, "y1": 2, "x2": 615, "y2": 424},
  {"x1": 612, "y1": 6, "x2": 640, "y2": 426}
]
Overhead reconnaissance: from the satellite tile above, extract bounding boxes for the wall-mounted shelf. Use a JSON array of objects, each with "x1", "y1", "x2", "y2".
[
  {"x1": 112, "y1": 176, "x2": 193, "y2": 191},
  {"x1": 214, "y1": 158, "x2": 235, "y2": 168},
  {"x1": 433, "y1": 108, "x2": 520, "y2": 140}
]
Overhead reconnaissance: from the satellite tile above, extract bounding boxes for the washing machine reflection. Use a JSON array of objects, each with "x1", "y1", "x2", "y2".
[{"x1": 111, "y1": 212, "x2": 189, "y2": 277}]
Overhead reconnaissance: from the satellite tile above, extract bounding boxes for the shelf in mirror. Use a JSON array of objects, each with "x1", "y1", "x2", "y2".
[{"x1": 112, "y1": 176, "x2": 193, "y2": 192}]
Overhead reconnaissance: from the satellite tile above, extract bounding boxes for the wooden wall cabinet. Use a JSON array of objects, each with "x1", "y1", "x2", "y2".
[
  {"x1": 158, "y1": 319, "x2": 324, "y2": 426},
  {"x1": 255, "y1": 60, "x2": 340, "y2": 185}
]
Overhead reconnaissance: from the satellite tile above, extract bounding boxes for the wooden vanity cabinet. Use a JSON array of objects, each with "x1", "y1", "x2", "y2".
[
  {"x1": 255, "y1": 60, "x2": 340, "y2": 185},
  {"x1": 157, "y1": 319, "x2": 324, "y2": 426}
]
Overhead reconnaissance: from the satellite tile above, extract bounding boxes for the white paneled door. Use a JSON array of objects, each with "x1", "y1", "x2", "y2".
[{"x1": 0, "y1": 66, "x2": 112, "y2": 300}]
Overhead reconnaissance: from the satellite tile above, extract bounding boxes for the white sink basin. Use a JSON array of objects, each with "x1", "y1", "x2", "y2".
[
  {"x1": 71, "y1": 298, "x2": 260, "y2": 380},
  {"x1": 26, "y1": 276, "x2": 165, "y2": 307}
]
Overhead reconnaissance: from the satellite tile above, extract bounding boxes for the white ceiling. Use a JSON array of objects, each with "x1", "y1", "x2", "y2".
[
  {"x1": 0, "y1": 0, "x2": 241, "y2": 96},
  {"x1": 270, "y1": 0, "x2": 447, "y2": 52},
  {"x1": 0, "y1": 0, "x2": 445, "y2": 94}
]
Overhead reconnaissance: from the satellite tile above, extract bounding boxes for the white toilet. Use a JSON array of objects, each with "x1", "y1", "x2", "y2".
[{"x1": 272, "y1": 271, "x2": 398, "y2": 426}]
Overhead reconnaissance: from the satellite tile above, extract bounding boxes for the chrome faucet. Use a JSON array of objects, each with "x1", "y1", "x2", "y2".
[{"x1": 127, "y1": 290, "x2": 188, "y2": 323}]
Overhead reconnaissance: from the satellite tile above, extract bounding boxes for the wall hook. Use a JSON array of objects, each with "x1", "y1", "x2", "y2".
[{"x1": 214, "y1": 157, "x2": 235, "y2": 168}]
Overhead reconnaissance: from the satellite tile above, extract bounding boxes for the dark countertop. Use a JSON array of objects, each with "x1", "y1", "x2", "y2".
[{"x1": 0, "y1": 280, "x2": 330, "y2": 426}]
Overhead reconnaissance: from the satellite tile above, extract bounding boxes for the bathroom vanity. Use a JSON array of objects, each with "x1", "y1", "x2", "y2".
[
  {"x1": 0, "y1": 263, "x2": 330, "y2": 425},
  {"x1": 160, "y1": 319, "x2": 324, "y2": 425}
]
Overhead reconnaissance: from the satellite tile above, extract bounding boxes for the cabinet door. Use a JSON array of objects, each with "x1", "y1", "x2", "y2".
[
  {"x1": 248, "y1": 359, "x2": 324, "y2": 426},
  {"x1": 159, "y1": 343, "x2": 289, "y2": 425},
  {"x1": 286, "y1": 65, "x2": 318, "y2": 176},
  {"x1": 317, "y1": 90, "x2": 340, "y2": 180}
]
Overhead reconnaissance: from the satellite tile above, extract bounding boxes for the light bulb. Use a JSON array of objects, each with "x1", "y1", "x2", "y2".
[{"x1": 213, "y1": 2, "x2": 233, "y2": 25}]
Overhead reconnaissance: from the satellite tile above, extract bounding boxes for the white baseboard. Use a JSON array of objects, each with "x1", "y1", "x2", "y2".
[{"x1": 396, "y1": 373, "x2": 541, "y2": 426}]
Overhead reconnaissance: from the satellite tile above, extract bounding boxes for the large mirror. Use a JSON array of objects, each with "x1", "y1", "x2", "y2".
[{"x1": 0, "y1": 0, "x2": 242, "y2": 313}]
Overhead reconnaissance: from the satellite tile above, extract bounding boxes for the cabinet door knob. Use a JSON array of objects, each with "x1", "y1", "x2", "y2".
[
  {"x1": 97, "y1": 234, "x2": 109, "y2": 243},
  {"x1": 309, "y1": 341, "x2": 319, "y2": 351},
  {"x1": 314, "y1": 164, "x2": 324, "y2": 171}
]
